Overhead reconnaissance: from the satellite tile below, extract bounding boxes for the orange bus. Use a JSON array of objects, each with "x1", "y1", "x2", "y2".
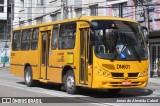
[{"x1": 10, "y1": 16, "x2": 148, "y2": 94}]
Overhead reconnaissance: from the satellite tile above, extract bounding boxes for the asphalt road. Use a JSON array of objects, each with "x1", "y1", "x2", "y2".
[{"x1": 0, "y1": 68, "x2": 160, "y2": 106}]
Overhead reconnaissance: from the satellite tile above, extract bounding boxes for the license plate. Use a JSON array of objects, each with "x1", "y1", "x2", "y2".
[{"x1": 122, "y1": 81, "x2": 131, "y2": 85}]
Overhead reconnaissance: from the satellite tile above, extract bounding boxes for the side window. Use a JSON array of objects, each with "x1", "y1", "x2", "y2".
[
  {"x1": 31, "y1": 28, "x2": 39, "y2": 50},
  {"x1": 58, "y1": 23, "x2": 76, "y2": 49},
  {"x1": 21, "y1": 29, "x2": 31, "y2": 50},
  {"x1": 51, "y1": 25, "x2": 58, "y2": 50},
  {"x1": 12, "y1": 31, "x2": 21, "y2": 51}
]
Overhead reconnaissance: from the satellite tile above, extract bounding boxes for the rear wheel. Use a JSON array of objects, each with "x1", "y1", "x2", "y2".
[
  {"x1": 24, "y1": 66, "x2": 36, "y2": 87},
  {"x1": 64, "y1": 70, "x2": 78, "y2": 94}
]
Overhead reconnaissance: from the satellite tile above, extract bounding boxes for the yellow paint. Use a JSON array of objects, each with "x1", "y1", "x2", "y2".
[{"x1": 10, "y1": 16, "x2": 148, "y2": 90}]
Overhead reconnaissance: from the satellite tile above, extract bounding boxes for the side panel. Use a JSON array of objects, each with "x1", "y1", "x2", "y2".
[
  {"x1": 10, "y1": 29, "x2": 40, "y2": 80},
  {"x1": 48, "y1": 23, "x2": 79, "y2": 84},
  {"x1": 48, "y1": 25, "x2": 62, "y2": 83}
]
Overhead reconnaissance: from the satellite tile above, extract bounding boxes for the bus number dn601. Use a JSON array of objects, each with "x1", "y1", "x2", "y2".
[{"x1": 117, "y1": 64, "x2": 130, "y2": 69}]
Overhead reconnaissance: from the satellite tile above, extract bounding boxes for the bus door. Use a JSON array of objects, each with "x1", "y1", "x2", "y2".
[
  {"x1": 80, "y1": 28, "x2": 89, "y2": 85},
  {"x1": 40, "y1": 31, "x2": 51, "y2": 80}
]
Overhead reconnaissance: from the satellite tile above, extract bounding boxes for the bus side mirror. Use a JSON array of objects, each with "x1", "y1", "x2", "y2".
[{"x1": 141, "y1": 26, "x2": 149, "y2": 43}]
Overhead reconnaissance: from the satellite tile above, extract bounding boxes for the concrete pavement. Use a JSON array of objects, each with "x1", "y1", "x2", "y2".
[
  {"x1": 0, "y1": 63, "x2": 10, "y2": 68},
  {"x1": 148, "y1": 77, "x2": 160, "y2": 85}
]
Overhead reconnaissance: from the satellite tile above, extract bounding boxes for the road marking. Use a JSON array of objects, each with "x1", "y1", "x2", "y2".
[
  {"x1": 0, "y1": 81, "x2": 77, "y2": 97},
  {"x1": 153, "y1": 92, "x2": 160, "y2": 95},
  {"x1": 0, "y1": 81, "x2": 121, "y2": 106}
]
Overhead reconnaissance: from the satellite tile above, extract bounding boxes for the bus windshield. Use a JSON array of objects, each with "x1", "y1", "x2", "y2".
[{"x1": 91, "y1": 20, "x2": 148, "y2": 60}]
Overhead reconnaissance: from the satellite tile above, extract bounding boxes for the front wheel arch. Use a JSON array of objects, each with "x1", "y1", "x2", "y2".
[{"x1": 61, "y1": 65, "x2": 74, "y2": 85}]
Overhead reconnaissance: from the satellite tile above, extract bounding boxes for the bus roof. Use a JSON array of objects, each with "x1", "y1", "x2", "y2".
[{"x1": 13, "y1": 16, "x2": 137, "y2": 31}]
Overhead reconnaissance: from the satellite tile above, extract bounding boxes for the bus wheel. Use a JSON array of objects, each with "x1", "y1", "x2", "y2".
[
  {"x1": 107, "y1": 89, "x2": 121, "y2": 94},
  {"x1": 65, "y1": 70, "x2": 77, "y2": 94},
  {"x1": 24, "y1": 66, "x2": 36, "y2": 87}
]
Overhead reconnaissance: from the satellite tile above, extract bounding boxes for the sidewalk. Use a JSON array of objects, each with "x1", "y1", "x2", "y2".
[
  {"x1": 0, "y1": 63, "x2": 10, "y2": 68},
  {"x1": 148, "y1": 76, "x2": 160, "y2": 85}
]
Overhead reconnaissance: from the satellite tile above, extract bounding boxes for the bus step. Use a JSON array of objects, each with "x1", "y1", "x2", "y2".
[{"x1": 39, "y1": 79, "x2": 49, "y2": 83}]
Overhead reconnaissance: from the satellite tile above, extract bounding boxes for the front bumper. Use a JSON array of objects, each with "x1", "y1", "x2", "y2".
[{"x1": 92, "y1": 75, "x2": 148, "y2": 89}]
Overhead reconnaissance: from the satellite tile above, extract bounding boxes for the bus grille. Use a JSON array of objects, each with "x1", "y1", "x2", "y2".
[
  {"x1": 128, "y1": 73, "x2": 139, "y2": 77},
  {"x1": 111, "y1": 73, "x2": 139, "y2": 78},
  {"x1": 111, "y1": 73, "x2": 123, "y2": 77}
]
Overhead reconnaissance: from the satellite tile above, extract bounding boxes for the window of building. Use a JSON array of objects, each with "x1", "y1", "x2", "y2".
[
  {"x1": 19, "y1": 21, "x2": 25, "y2": 27},
  {"x1": 0, "y1": 0, "x2": 4, "y2": 4},
  {"x1": 20, "y1": 0, "x2": 24, "y2": 9},
  {"x1": 31, "y1": 28, "x2": 39, "y2": 50},
  {"x1": 0, "y1": 6, "x2": 4, "y2": 13},
  {"x1": 89, "y1": 4, "x2": 98, "y2": 16},
  {"x1": 135, "y1": 5, "x2": 144, "y2": 21},
  {"x1": 37, "y1": 0, "x2": 44, "y2": 5},
  {"x1": 51, "y1": 12, "x2": 61, "y2": 21},
  {"x1": 58, "y1": 23, "x2": 76, "y2": 49},
  {"x1": 75, "y1": 8, "x2": 82, "y2": 17},
  {"x1": 12, "y1": 31, "x2": 21, "y2": 51},
  {"x1": 52, "y1": 25, "x2": 58, "y2": 50},
  {"x1": 21, "y1": 29, "x2": 31, "y2": 50},
  {"x1": 112, "y1": 2, "x2": 128, "y2": 17},
  {"x1": 28, "y1": 19, "x2": 32, "y2": 26},
  {"x1": 122, "y1": 3, "x2": 127, "y2": 17},
  {"x1": 27, "y1": 0, "x2": 32, "y2": 19},
  {"x1": 36, "y1": 17, "x2": 43, "y2": 24}
]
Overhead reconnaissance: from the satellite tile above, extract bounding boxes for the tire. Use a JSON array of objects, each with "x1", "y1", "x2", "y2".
[
  {"x1": 64, "y1": 70, "x2": 78, "y2": 94},
  {"x1": 24, "y1": 66, "x2": 36, "y2": 87},
  {"x1": 107, "y1": 89, "x2": 121, "y2": 94}
]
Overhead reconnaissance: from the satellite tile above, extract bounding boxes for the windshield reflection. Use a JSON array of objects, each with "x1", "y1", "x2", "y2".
[{"x1": 91, "y1": 20, "x2": 148, "y2": 60}]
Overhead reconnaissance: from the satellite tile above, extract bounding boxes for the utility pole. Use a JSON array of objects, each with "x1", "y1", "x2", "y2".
[
  {"x1": 70, "y1": 6, "x2": 72, "y2": 19},
  {"x1": 147, "y1": 5, "x2": 150, "y2": 31},
  {"x1": 61, "y1": 0, "x2": 64, "y2": 20},
  {"x1": 3, "y1": 41, "x2": 7, "y2": 67},
  {"x1": 136, "y1": 0, "x2": 148, "y2": 28},
  {"x1": 11, "y1": 0, "x2": 13, "y2": 37},
  {"x1": 119, "y1": 3, "x2": 123, "y2": 18},
  {"x1": 121, "y1": 3, "x2": 123, "y2": 18}
]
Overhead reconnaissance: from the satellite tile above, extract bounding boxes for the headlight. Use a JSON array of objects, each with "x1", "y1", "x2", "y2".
[
  {"x1": 103, "y1": 71, "x2": 112, "y2": 77},
  {"x1": 94, "y1": 67, "x2": 112, "y2": 77},
  {"x1": 139, "y1": 70, "x2": 148, "y2": 77}
]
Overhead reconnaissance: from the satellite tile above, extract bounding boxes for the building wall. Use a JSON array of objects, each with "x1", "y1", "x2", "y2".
[
  {"x1": 0, "y1": 0, "x2": 8, "y2": 40},
  {"x1": 14, "y1": 0, "x2": 133, "y2": 28},
  {"x1": 0, "y1": 0, "x2": 7, "y2": 20},
  {"x1": 13, "y1": 0, "x2": 160, "y2": 31},
  {"x1": 13, "y1": 0, "x2": 21, "y2": 28}
]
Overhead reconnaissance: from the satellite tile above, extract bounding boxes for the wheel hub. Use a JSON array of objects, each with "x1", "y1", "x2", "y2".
[
  {"x1": 26, "y1": 71, "x2": 31, "y2": 83},
  {"x1": 66, "y1": 76, "x2": 74, "y2": 89}
]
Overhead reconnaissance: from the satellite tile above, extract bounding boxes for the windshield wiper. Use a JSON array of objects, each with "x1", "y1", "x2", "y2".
[{"x1": 129, "y1": 46, "x2": 141, "y2": 61}]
